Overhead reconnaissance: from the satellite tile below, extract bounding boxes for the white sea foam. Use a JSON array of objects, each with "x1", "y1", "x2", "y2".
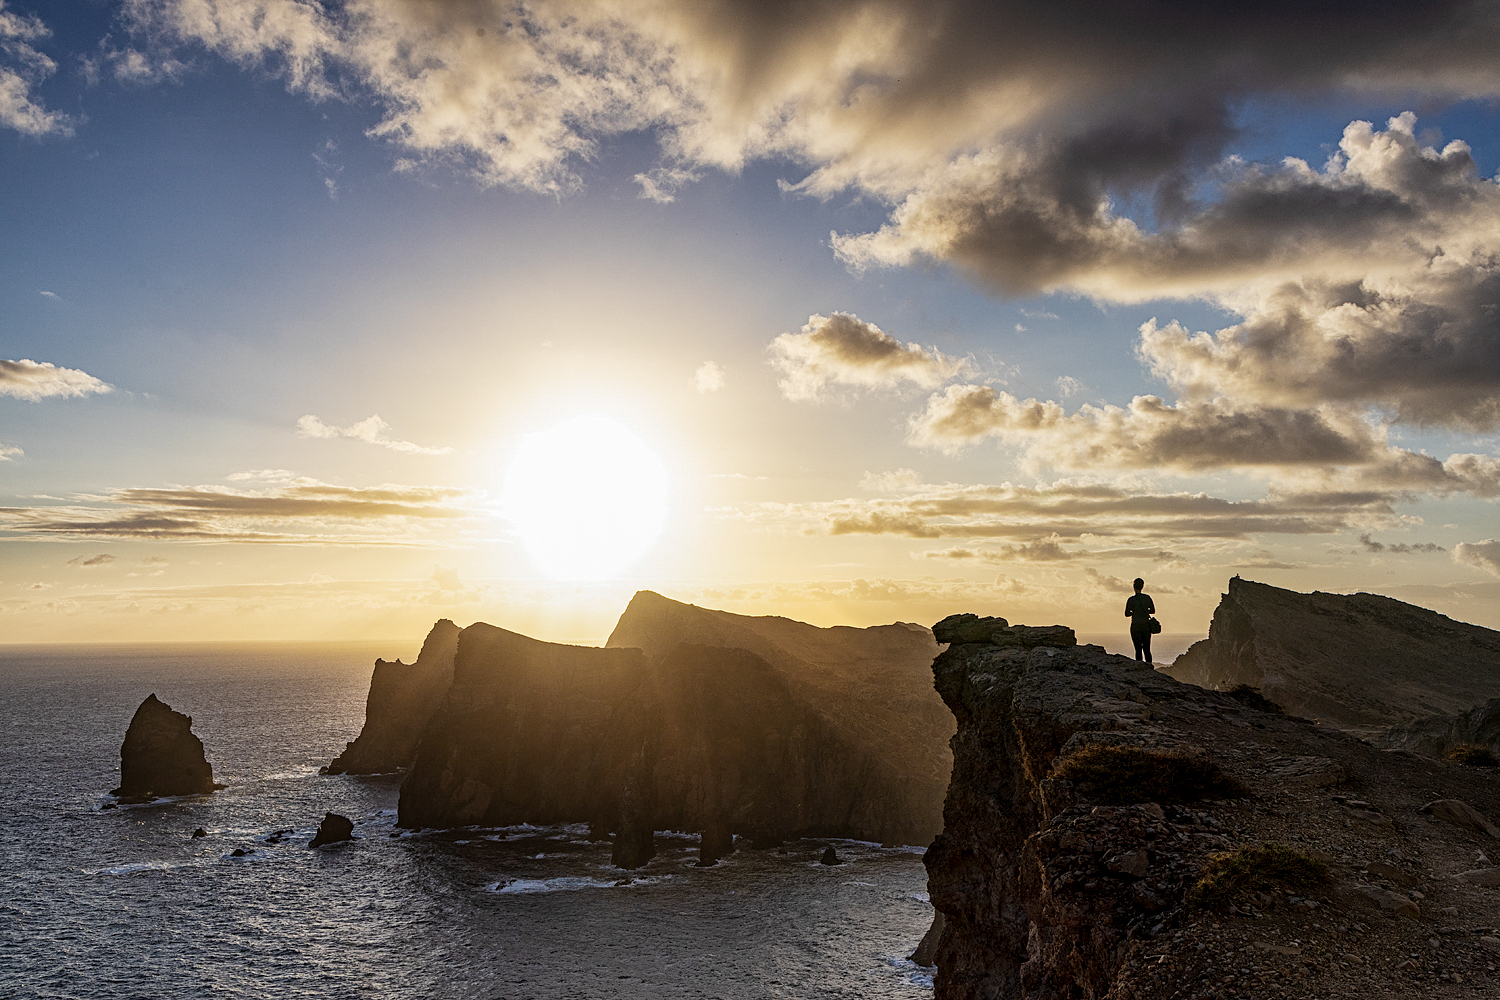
[
  {"x1": 84, "y1": 859, "x2": 203, "y2": 876},
  {"x1": 486, "y1": 874, "x2": 675, "y2": 894}
]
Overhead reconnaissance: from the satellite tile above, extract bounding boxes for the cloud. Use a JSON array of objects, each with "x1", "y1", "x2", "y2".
[
  {"x1": 66, "y1": 553, "x2": 116, "y2": 567},
  {"x1": 296, "y1": 414, "x2": 453, "y2": 455},
  {"x1": 431, "y1": 565, "x2": 463, "y2": 591},
  {"x1": 859, "y1": 468, "x2": 923, "y2": 492},
  {"x1": 691, "y1": 360, "x2": 725, "y2": 393},
  {"x1": 636, "y1": 166, "x2": 701, "y2": 203},
  {"x1": 920, "y1": 537, "x2": 1074, "y2": 562},
  {"x1": 1455, "y1": 539, "x2": 1500, "y2": 578},
  {"x1": 38, "y1": 290, "x2": 58, "y2": 300},
  {"x1": 0, "y1": 444, "x2": 21, "y2": 462},
  {"x1": 0, "y1": 2, "x2": 71, "y2": 136},
  {"x1": 1357, "y1": 533, "x2": 1445, "y2": 554},
  {"x1": 726, "y1": 479, "x2": 1408, "y2": 545},
  {"x1": 0, "y1": 359, "x2": 112, "y2": 401},
  {"x1": 769, "y1": 312, "x2": 965, "y2": 401},
  {"x1": 0, "y1": 479, "x2": 478, "y2": 545}
]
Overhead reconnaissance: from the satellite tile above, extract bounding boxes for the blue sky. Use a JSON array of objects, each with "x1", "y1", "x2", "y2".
[{"x1": 3, "y1": 0, "x2": 1499, "y2": 642}]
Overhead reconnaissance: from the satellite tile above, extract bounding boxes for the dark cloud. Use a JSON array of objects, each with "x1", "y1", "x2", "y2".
[
  {"x1": 66, "y1": 553, "x2": 116, "y2": 566},
  {"x1": 1358, "y1": 533, "x2": 1445, "y2": 554},
  {"x1": 1454, "y1": 539, "x2": 1500, "y2": 577}
]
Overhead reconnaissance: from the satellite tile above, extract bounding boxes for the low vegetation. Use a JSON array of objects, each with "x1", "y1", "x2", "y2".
[
  {"x1": 1049, "y1": 744, "x2": 1248, "y2": 805},
  {"x1": 1186, "y1": 842, "x2": 1331, "y2": 912},
  {"x1": 1448, "y1": 743, "x2": 1499, "y2": 767}
]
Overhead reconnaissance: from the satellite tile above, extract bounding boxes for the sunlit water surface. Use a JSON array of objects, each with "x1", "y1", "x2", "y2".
[{"x1": 0, "y1": 642, "x2": 936, "y2": 999}]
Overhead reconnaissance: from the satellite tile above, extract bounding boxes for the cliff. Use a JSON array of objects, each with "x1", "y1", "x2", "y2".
[
  {"x1": 925, "y1": 614, "x2": 1500, "y2": 998},
  {"x1": 396, "y1": 594, "x2": 951, "y2": 864},
  {"x1": 606, "y1": 589, "x2": 952, "y2": 843},
  {"x1": 324, "y1": 619, "x2": 460, "y2": 774},
  {"x1": 1162, "y1": 577, "x2": 1500, "y2": 729},
  {"x1": 112, "y1": 694, "x2": 222, "y2": 801}
]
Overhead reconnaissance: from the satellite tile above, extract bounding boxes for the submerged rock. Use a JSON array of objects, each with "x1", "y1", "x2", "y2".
[
  {"x1": 309, "y1": 812, "x2": 355, "y2": 848},
  {"x1": 324, "y1": 619, "x2": 461, "y2": 775},
  {"x1": 191, "y1": 827, "x2": 206, "y2": 839},
  {"x1": 1164, "y1": 576, "x2": 1500, "y2": 728},
  {"x1": 819, "y1": 846, "x2": 842, "y2": 866},
  {"x1": 111, "y1": 694, "x2": 221, "y2": 800}
]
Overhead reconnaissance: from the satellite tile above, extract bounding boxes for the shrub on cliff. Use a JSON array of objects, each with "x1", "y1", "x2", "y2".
[
  {"x1": 1448, "y1": 743, "x2": 1499, "y2": 767},
  {"x1": 1049, "y1": 744, "x2": 1247, "y2": 805},
  {"x1": 1187, "y1": 843, "x2": 1330, "y2": 912}
]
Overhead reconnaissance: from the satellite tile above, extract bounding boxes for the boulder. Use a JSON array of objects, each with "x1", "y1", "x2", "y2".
[
  {"x1": 1421, "y1": 798, "x2": 1500, "y2": 838},
  {"x1": 934, "y1": 614, "x2": 1010, "y2": 644},
  {"x1": 819, "y1": 846, "x2": 842, "y2": 865},
  {"x1": 111, "y1": 694, "x2": 221, "y2": 800},
  {"x1": 309, "y1": 812, "x2": 355, "y2": 847}
]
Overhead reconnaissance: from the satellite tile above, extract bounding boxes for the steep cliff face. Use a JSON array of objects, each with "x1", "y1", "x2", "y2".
[
  {"x1": 926, "y1": 614, "x2": 1500, "y2": 999},
  {"x1": 396, "y1": 595, "x2": 951, "y2": 864},
  {"x1": 607, "y1": 589, "x2": 952, "y2": 843},
  {"x1": 397, "y1": 623, "x2": 648, "y2": 831},
  {"x1": 1164, "y1": 577, "x2": 1500, "y2": 729},
  {"x1": 112, "y1": 694, "x2": 221, "y2": 800},
  {"x1": 325, "y1": 619, "x2": 461, "y2": 774}
]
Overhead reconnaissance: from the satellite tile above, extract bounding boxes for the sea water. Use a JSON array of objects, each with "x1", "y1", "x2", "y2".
[{"x1": 0, "y1": 642, "x2": 936, "y2": 999}]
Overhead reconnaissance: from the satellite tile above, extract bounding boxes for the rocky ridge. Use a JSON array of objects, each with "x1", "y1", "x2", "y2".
[
  {"x1": 111, "y1": 694, "x2": 221, "y2": 802},
  {"x1": 324, "y1": 618, "x2": 460, "y2": 774},
  {"x1": 1377, "y1": 699, "x2": 1500, "y2": 761},
  {"x1": 925, "y1": 612, "x2": 1500, "y2": 999},
  {"x1": 391, "y1": 593, "x2": 950, "y2": 866},
  {"x1": 1163, "y1": 577, "x2": 1500, "y2": 730}
]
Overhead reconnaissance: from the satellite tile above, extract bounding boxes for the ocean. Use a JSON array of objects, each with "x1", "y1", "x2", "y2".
[{"x1": 0, "y1": 641, "x2": 938, "y2": 1000}]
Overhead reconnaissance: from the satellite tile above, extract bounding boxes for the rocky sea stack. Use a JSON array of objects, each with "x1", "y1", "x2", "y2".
[
  {"x1": 309, "y1": 812, "x2": 355, "y2": 848},
  {"x1": 923, "y1": 612, "x2": 1500, "y2": 998},
  {"x1": 1163, "y1": 577, "x2": 1500, "y2": 729},
  {"x1": 112, "y1": 694, "x2": 221, "y2": 801}
]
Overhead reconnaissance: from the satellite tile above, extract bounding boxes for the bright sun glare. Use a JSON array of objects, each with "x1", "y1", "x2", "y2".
[{"x1": 502, "y1": 415, "x2": 669, "y2": 580}]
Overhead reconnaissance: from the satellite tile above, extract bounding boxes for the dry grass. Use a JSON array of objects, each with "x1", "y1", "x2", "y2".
[
  {"x1": 1448, "y1": 743, "x2": 1499, "y2": 767},
  {"x1": 1186, "y1": 842, "x2": 1331, "y2": 912},
  {"x1": 1049, "y1": 744, "x2": 1248, "y2": 806}
]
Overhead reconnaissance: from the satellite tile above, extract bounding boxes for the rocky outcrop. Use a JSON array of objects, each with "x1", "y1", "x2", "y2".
[
  {"x1": 112, "y1": 694, "x2": 221, "y2": 801},
  {"x1": 926, "y1": 613, "x2": 1500, "y2": 999},
  {"x1": 1375, "y1": 697, "x2": 1500, "y2": 760},
  {"x1": 397, "y1": 593, "x2": 952, "y2": 866},
  {"x1": 1163, "y1": 577, "x2": 1500, "y2": 729},
  {"x1": 325, "y1": 619, "x2": 460, "y2": 774},
  {"x1": 309, "y1": 812, "x2": 355, "y2": 847}
]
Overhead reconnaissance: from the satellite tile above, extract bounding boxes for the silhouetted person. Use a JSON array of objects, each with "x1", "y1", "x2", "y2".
[{"x1": 1125, "y1": 577, "x2": 1155, "y2": 663}]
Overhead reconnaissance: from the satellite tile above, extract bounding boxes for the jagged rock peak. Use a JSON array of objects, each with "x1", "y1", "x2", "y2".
[
  {"x1": 934, "y1": 613, "x2": 1076, "y2": 648},
  {"x1": 324, "y1": 618, "x2": 462, "y2": 775},
  {"x1": 112, "y1": 694, "x2": 221, "y2": 800},
  {"x1": 1164, "y1": 576, "x2": 1500, "y2": 729}
]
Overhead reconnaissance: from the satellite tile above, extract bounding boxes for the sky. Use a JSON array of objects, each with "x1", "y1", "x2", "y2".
[{"x1": 2, "y1": 0, "x2": 1499, "y2": 644}]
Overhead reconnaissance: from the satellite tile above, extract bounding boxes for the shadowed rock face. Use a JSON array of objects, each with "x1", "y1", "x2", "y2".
[
  {"x1": 325, "y1": 619, "x2": 460, "y2": 775},
  {"x1": 1376, "y1": 697, "x2": 1500, "y2": 759},
  {"x1": 112, "y1": 694, "x2": 220, "y2": 800},
  {"x1": 607, "y1": 590, "x2": 952, "y2": 848},
  {"x1": 395, "y1": 593, "x2": 952, "y2": 866},
  {"x1": 397, "y1": 623, "x2": 648, "y2": 832},
  {"x1": 926, "y1": 619, "x2": 1500, "y2": 999},
  {"x1": 1163, "y1": 577, "x2": 1500, "y2": 729}
]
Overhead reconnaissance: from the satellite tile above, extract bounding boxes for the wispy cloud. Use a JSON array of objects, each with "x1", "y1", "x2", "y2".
[
  {"x1": 0, "y1": 2, "x2": 71, "y2": 137},
  {"x1": 636, "y1": 166, "x2": 701, "y2": 203},
  {"x1": 0, "y1": 444, "x2": 21, "y2": 462},
  {"x1": 66, "y1": 553, "x2": 116, "y2": 567},
  {"x1": 0, "y1": 478, "x2": 479, "y2": 545},
  {"x1": 0, "y1": 359, "x2": 112, "y2": 401},
  {"x1": 296, "y1": 414, "x2": 453, "y2": 455},
  {"x1": 1357, "y1": 533, "x2": 1445, "y2": 555}
]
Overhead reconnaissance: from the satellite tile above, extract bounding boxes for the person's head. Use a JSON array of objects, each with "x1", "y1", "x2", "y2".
[{"x1": 1133, "y1": 577, "x2": 1144, "y2": 593}]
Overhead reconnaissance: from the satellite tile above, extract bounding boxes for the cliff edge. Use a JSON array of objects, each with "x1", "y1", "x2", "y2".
[
  {"x1": 926, "y1": 613, "x2": 1500, "y2": 998},
  {"x1": 325, "y1": 619, "x2": 460, "y2": 774},
  {"x1": 1162, "y1": 577, "x2": 1500, "y2": 729}
]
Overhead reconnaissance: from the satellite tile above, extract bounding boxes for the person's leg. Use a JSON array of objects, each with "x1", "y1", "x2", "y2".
[
  {"x1": 1142, "y1": 632, "x2": 1152, "y2": 663},
  {"x1": 1132, "y1": 632, "x2": 1146, "y2": 661}
]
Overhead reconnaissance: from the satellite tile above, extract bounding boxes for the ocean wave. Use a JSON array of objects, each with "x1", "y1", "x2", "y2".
[
  {"x1": 485, "y1": 874, "x2": 675, "y2": 895},
  {"x1": 83, "y1": 859, "x2": 203, "y2": 876}
]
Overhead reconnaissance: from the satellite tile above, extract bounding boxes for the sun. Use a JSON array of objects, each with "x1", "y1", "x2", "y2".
[{"x1": 501, "y1": 415, "x2": 669, "y2": 580}]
